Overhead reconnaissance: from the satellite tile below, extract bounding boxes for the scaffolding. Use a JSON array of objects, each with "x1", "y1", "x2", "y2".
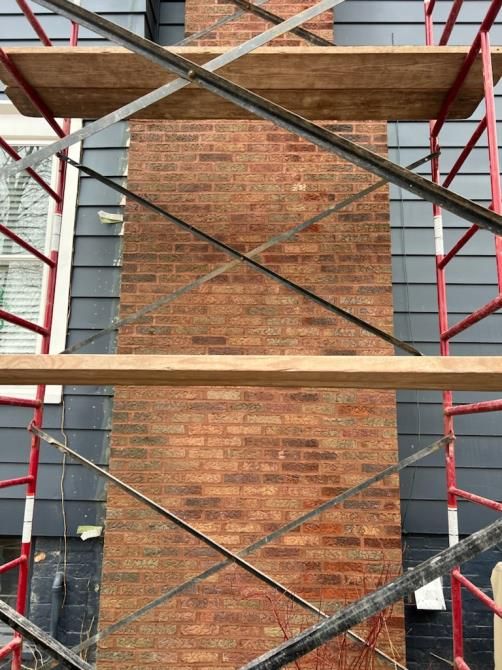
[
  {"x1": 425, "y1": 2, "x2": 502, "y2": 669},
  {"x1": 0, "y1": 1, "x2": 500, "y2": 669},
  {"x1": 0, "y1": 3, "x2": 79, "y2": 668}
]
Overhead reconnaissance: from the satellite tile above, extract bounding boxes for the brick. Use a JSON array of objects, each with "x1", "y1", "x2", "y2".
[{"x1": 98, "y1": 2, "x2": 404, "y2": 668}]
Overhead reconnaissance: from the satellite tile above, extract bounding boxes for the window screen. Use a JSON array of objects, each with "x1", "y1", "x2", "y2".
[{"x1": 0, "y1": 146, "x2": 52, "y2": 354}]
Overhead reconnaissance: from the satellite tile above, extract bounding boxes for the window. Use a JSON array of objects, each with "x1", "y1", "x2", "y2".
[
  {"x1": 0, "y1": 538, "x2": 19, "y2": 609},
  {"x1": 0, "y1": 537, "x2": 20, "y2": 655},
  {"x1": 0, "y1": 102, "x2": 80, "y2": 402},
  {"x1": 0, "y1": 145, "x2": 54, "y2": 355}
]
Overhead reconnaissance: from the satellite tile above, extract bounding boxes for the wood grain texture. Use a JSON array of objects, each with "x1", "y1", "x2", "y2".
[
  {"x1": 1, "y1": 355, "x2": 502, "y2": 390},
  {"x1": 1, "y1": 46, "x2": 499, "y2": 120}
]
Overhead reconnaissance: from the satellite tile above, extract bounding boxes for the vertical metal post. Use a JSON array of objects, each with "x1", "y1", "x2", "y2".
[
  {"x1": 424, "y1": 1, "x2": 464, "y2": 663},
  {"x1": 9, "y1": 16, "x2": 79, "y2": 670},
  {"x1": 480, "y1": 30, "x2": 502, "y2": 291}
]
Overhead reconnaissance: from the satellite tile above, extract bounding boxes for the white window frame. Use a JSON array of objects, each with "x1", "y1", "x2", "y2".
[{"x1": 0, "y1": 101, "x2": 81, "y2": 403}]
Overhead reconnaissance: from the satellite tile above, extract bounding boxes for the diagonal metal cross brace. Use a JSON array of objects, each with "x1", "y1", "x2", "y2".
[
  {"x1": 62, "y1": 152, "x2": 435, "y2": 356},
  {"x1": 60, "y1": 154, "x2": 420, "y2": 356},
  {"x1": 33, "y1": 426, "x2": 451, "y2": 670},
  {"x1": 0, "y1": 0, "x2": 346, "y2": 182},
  {"x1": 181, "y1": 0, "x2": 331, "y2": 47},
  {"x1": 28, "y1": 426, "x2": 328, "y2": 622},
  {"x1": 177, "y1": 0, "x2": 272, "y2": 46},
  {"x1": 0, "y1": 600, "x2": 92, "y2": 670},
  {"x1": 20, "y1": 0, "x2": 502, "y2": 236},
  {"x1": 240, "y1": 516, "x2": 502, "y2": 669},
  {"x1": 228, "y1": 0, "x2": 335, "y2": 45}
]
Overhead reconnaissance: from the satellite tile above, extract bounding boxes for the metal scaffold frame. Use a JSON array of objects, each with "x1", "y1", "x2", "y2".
[
  {"x1": 425, "y1": 2, "x2": 502, "y2": 669},
  {"x1": 0, "y1": 1, "x2": 499, "y2": 669},
  {"x1": 0, "y1": 3, "x2": 79, "y2": 668}
]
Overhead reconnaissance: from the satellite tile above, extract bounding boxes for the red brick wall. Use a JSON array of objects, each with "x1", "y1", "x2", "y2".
[{"x1": 98, "y1": 2, "x2": 405, "y2": 668}]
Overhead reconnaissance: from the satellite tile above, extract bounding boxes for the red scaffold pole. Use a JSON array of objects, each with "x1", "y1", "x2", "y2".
[
  {"x1": 442, "y1": 116, "x2": 487, "y2": 189},
  {"x1": 445, "y1": 398, "x2": 502, "y2": 415},
  {"x1": 0, "y1": 556, "x2": 27, "y2": 576},
  {"x1": 0, "y1": 396, "x2": 41, "y2": 408},
  {"x1": 453, "y1": 569, "x2": 502, "y2": 617},
  {"x1": 450, "y1": 487, "x2": 502, "y2": 513},
  {"x1": 425, "y1": 0, "x2": 461, "y2": 662},
  {"x1": 15, "y1": 0, "x2": 53, "y2": 46},
  {"x1": 432, "y1": 0, "x2": 502, "y2": 138},
  {"x1": 424, "y1": 2, "x2": 502, "y2": 668},
  {"x1": 441, "y1": 293, "x2": 502, "y2": 341},
  {"x1": 0, "y1": 11, "x2": 80, "y2": 670},
  {"x1": 439, "y1": 0, "x2": 464, "y2": 46},
  {"x1": 0, "y1": 477, "x2": 34, "y2": 491},
  {"x1": 481, "y1": 29, "x2": 502, "y2": 290}
]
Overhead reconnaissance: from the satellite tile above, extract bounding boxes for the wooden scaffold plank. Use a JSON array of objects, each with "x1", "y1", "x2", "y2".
[
  {"x1": 0, "y1": 355, "x2": 502, "y2": 390},
  {"x1": 1, "y1": 46, "x2": 502, "y2": 121}
]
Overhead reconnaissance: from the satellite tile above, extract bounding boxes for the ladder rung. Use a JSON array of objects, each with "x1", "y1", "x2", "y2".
[
  {"x1": 453, "y1": 569, "x2": 502, "y2": 617},
  {"x1": 0, "y1": 554, "x2": 26, "y2": 575},
  {"x1": 449, "y1": 486, "x2": 502, "y2": 512},
  {"x1": 0, "y1": 395, "x2": 41, "y2": 408},
  {"x1": 0, "y1": 638, "x2": 21, "y2": 661},
  {"x1": 445, "y1": 398, "x2": 502, "y2": 415},
  {"x1": 0, "y1": 309, "x2": 49, "y2": 336},
  {"x1": 0, "y1": 475, "x2": 34, "y2": 490},
  {"x1": 441, "y1": 293, "x2": 502, "y2": 341}
]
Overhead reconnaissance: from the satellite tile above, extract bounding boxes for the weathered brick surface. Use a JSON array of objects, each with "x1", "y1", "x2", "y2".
[{"x1": 98, "y1": 2, "x2": 405, "y2": 668}]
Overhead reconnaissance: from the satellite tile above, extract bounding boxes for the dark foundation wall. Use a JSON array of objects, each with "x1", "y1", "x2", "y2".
[
  {"x1": 0, "y1": 537, "x2": 102, "y2": 668},
  {"x1": 403, "y1": 534, "x2": 502, "y2": 670},
  {"x1": 28, "y1": 537, "x2": 103, "y2": 664}
]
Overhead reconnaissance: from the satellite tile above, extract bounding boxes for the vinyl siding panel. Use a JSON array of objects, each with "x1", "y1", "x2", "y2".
[
  {"x1": 0, "y1": 0, "x2": 154, "y2": 44},
  {"x1": 159, "y1": 0, "x2": 186, "y2": 44}
]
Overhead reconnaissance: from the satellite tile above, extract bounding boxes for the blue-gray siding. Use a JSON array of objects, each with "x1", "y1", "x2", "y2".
[
  {"x1": 0, "y1": 1, "x2": 145, "y2": 536},
  {"x1": 0, "y1": 0, "x2": 155, "y2": 45},
  {"x1": 159, "y1": 0, "x2": 185, "y2": 44},
  {"x1": 336, "y1": 0, "x2": 502, "y2": 535}
]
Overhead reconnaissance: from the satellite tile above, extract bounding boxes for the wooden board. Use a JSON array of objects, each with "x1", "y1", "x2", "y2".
[
  {"x1": 1, "y1": 355, "x2": 502, "y2": 390},
  {"x1": 0, "y1": 46, "x2": 500, "y2": 121}
]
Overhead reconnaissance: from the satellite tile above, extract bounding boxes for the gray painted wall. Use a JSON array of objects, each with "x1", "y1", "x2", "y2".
[
  {"x1": 0, "y1": 1, "x2": 158, "y2": 537},
  {"x1": 336, "y1": 0, "x2": 502, "y2": 535},
  {"x1": 404, "y1": 535, "x2": 501, "y2": 669}
]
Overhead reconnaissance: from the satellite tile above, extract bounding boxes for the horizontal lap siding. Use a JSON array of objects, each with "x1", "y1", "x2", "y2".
[
  {"x1": 336, "y1": 0, "x2": 502, "y2": 535},
  {"x1": 0, "y1": 0, "x2": 151, "y2": 45},
  {"x1": 159, "y1": 0, "x2": 185, "y2": 44}
]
